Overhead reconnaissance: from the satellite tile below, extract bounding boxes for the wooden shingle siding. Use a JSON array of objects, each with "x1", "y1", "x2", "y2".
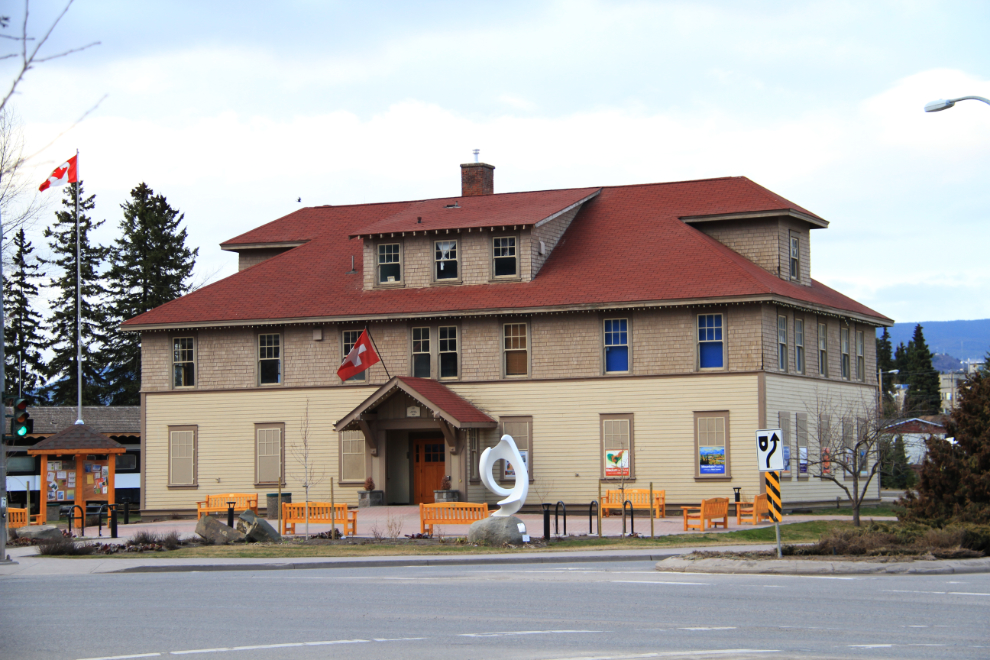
[
  {"x1": 698, "y1": 218, "x2": 780, "y2": 277},
  {"x1": 531, "y1": 205, "x2": 581, "y2": 278},
  {"x1": 141, "y1": 333, "x2": 170, "y2": 391}
]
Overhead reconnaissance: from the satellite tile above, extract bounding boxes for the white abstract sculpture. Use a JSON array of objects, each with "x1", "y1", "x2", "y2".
[{"x1": 479, "y1": 434, "x2": 530, "y2": 517}]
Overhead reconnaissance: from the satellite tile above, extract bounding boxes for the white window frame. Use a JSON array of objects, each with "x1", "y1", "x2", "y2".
[
  {"x1": 795, "y1": 319, "x2": 805, "y2": 375},
  {"x1": 818, "y1": 322, "x2": 828, "y2": 377},
  {"x1": 603, "y1": 318, "x2": 630, "y2": 374},
  {"x1": 438, "y1": 325, "x2": 459, "y2": 380},
  {"x1": 434, "y1": 239, "x2": 459, "y2": 282},
  {"x1": 502, "y1": 322, "x2": 529, "y2": 377},
  {"x1": 377, "y1": 242, "x2": 402, "y2": 285},
  {"x1": 412, "y1": 327, "x2": 431, "y2": 378},
  {"x1": 258, "y1": 333, "x2": 282, "y2": 385},
  {"x1": 777, "y1": 315, "x2": 788, "y2": 372},
  {"x1": 697, "y1": 313, "x2": 725, "y2": 370},
  {"x1": 342, "y1": 329, "x2": 367, "y2": 382},
  {"x1": 789, "y1": 232, "x2": 800, "y2": 280},
  {"x1": 340, "y1": 430, "x2": 367, "y2": 483},
  {"x1": 841, "y1": 327, "x2": 851, "y2": 380},
  {"x1": 492, "y1": 236, "x2": 519, "y2": 279},
  {"x1": 856, "y1": 330, "x2": 865, "y2": 382},
  {"x1": 172, "y1": 337, "x2": 196, "y2": 388}
]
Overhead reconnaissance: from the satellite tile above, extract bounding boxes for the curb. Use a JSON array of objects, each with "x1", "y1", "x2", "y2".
[
  {"x1": 114, "y1": 551, "x2": 680, "y2": 574},
  {"x1": 655, "y1": 556, "x2": 990, "y2": 575}
]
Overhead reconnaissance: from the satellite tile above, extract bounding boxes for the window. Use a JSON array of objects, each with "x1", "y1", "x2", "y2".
[
  {"x1": 842, "y1": 418, "x2": 853, "y2": 477},
  {"x1": 789, "y1": 232, "x2": 800, "y2": 280},
  {"x1": 818, "y1": 322, "x2": 828, "y2": 377},
  {"x1": 6, "y1": 455, "x2": 34, "y2": 472},
  {"x1": 115, "y1": 454, "x2": 137, "y2": 470},
  {"x1": 439, "y1": 326, "x2": 458, "y2": 379},
  {"x1": 258, "y1": 334, "x2": 281, "y2": 385},
  {"x1": 695, "y1": 412, "x2": 729, "y2": 478},
  {"x1": 377, "y1": 243, "x2": 401, "y2": 284},
  {"x1": 601, "y1": 414, "x2": 633, "y2": 479},
  {"x1": 434, "y1": 240, "x2": 458, "y2": 280},
  {"x1": 172, "y1": 337, "x2": 195, "y2": 388},
  {"x1": 342, "y1": 330, "x2": 366, "y2": 382},
  {"x1": 698, "y1": 314, "x2": 724, "y2": 369},
  {"x1": 856, "y1": 330, "x2": 865, "y2": 382},
  {"x1": 795, "y1": 319, "x2": 805, "y2": 374},
  {"x1": 777, "y1": 316, "x2": 788, "y2": 371},
  {"x1": 501, "y1": 417, "x2": 532, "y2": 481},
  {"x1": 412, "y1": 327, "x2": 431, "y2": 378},
  {"x1": 469, "y1": 430, "x2": 480, "y2": 482},
  {"x1": 255, "y1": 424, "x2": 283, "y2": 485},
  {"x1": 503, "y1": 323, "x2": 528, "y2": 376},
  {"x1": 841, "y1": 328, "x2": 851, "y2": 380},
  {"x1": 604, "y1": 318, "x2": 629, "y2": 373},
  {"x1": 340, "y1": 430, "x2": 366, "y2": 482},
  {"x1": 493, "y1": 236, "x2": 517, "y2": 277},
  {"x1": 796, "y1": 413, "x2": 808, "y2": 476},
  {"x1": 168, "y1": 426, "x2": 197, "y2": 487}
]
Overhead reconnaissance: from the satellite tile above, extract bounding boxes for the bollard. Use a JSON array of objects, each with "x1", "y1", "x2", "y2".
[
  {"x1": 123, "y1": 501, "x2": 130, "y2": 525},
  {"x1": 622, "y1": 500, "x2": 634, "y2": 536},
  {"x1": 650, "y1": 482, "x2": 655, "y2": 539},
  {"x1": 227, "y1": 501, "x2": 236, "y2": 528},
  {"x1": 588, "y1": 500, "x2": 598, "y2": 535},
  {"x1": 554, "y1": 501, "x2": 567, "y2": 537},
  {"x1": 733, "y1": 487, "x2": 742, "y2": 517},
  {"x1": 542, "y1": 503, "x2": 551, "y2": 540},
  {"x1": 110, "y1": 505, "x2": 118, "y2": 539}
]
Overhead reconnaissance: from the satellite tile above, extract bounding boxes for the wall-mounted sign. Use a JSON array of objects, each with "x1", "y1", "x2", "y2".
[{"x1": 406, "y1": 406, "x2": 421, "y2": 418}]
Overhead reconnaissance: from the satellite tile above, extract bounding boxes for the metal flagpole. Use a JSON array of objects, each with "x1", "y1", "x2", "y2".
[
  {"x1": 365, "y1": 326, "x2": 390, "y2": 380},
  {"x1": 74, "y1": 149, "x2": 83, "y2": 425}
]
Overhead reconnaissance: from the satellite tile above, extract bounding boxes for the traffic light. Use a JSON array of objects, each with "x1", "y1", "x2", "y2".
[{"x1": 8, "y1": 397, "x2": 32, "y2": 438}]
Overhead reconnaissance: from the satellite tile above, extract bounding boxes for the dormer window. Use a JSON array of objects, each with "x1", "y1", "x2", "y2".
[
  {"x1": 789, "y1": 233, "x2": 800, "y2": 280},
  {"x1": 378, "y1": 243, "x2": 401, "y2": 284},
  {"x1": 493, "y1": 236, "x2": 517, "y2": 277},
  {"x1": 435, "y1": 240, "x2": 458, "y2": 280}
]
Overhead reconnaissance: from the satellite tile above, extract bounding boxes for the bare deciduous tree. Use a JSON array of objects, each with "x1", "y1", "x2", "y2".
[
  {"x1": 290, "y1": 400, "x2": 325, "y2": 536},
  {"x1": 805, "y1": 390, "x2": 893, "y2": 526}
]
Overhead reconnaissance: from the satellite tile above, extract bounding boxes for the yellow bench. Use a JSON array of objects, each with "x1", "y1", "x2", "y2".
[
  {"x1": 601, "y1": 489, "x2": 666, "y2": 518},
  {"x1": 419, "y1": 502, "x2": 489, "y2": 535},
  {"x1": 196, "y1": 493, "x2": 259, "y2": 520},
  {"x1": 281, "y1": 502, "x2": 358, "y2": 536},
  {"x1": 683, "y1": 497, "x2": 730, "y2": 532},
  {"x1": 737, "y1": 493, "x2": 770, "y2": 526}
]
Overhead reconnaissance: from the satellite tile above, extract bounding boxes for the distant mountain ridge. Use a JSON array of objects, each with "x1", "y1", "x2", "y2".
[{"x1": 879, "y1": 319, "x2": 990, "y2": 362}]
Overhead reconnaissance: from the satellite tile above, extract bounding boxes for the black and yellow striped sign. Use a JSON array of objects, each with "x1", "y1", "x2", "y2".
[{"x1": 765, "y1": 470, "x2": 783, "y2": 523}]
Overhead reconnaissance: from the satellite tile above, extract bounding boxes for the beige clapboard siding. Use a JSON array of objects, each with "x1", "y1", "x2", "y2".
[
  {"x1": 145, "y1": 387, "x2": 377, "y2": 510},
  {"x1": 450, "y1": 374, "x2": 762, "y2": 506},
  {"x1": 764, "y1": 373, "x2": 880, "y2": 504}
]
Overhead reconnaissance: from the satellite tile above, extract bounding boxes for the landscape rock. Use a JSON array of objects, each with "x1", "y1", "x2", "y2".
[
  {"x1": 468, "y1": 515, "x2": 527, "y2": 545},
  {"x1": 15, "y1": 525, "x2": 63, "y2": 541},
  {"x1": 195, "y1": 514, "x2": 246, "y2": 545},
  {"x1": 236, "y1": 510, "x2": 282, "y2": 543}
]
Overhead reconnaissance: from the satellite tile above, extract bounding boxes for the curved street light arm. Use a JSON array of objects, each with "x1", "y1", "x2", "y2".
[{"x1": 925, "y1": 96, "x2": 990, "y2": 113}]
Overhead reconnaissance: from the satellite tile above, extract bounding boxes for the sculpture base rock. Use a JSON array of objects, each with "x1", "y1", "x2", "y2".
[
  {"x1": 236, "y1": 510, "x2": 282, "y2": 543},
  {"x1": 468, "y1": 515, "x2": 527, "y2": 545},
  {"x1": 195, "y1": 514, "x2": 246, "y2": 545}
]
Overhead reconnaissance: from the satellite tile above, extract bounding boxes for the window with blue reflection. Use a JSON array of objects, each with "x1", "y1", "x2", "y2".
[
  {"x1": 604, "y1": 318, "x2": 629, "y2": 372},
  {"x1": 698, "y1": 314, "x2": 723, "y2": 369}
]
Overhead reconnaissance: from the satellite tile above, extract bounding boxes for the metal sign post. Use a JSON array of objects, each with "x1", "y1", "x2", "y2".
[{"x1": 756, "y1": 429, "x2": 784, "y2": 559}]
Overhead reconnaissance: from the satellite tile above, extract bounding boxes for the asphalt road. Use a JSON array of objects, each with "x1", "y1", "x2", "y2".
[{"x1": 1, "y1": 560, "x2": 988, "y2": 660}]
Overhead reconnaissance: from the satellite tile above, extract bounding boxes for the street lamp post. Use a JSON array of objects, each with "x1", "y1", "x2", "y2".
[
  {"x1": 924, "y1": 96, "x2": 990, "y2": 113},
  {"x1": 878, "y1": 368, "x2": 899, "y2": 412}
]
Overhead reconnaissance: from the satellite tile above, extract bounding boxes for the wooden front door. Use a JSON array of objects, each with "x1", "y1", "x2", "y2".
[{"x1": 413, "y1": 438, "x2": 446, "y2": 504}]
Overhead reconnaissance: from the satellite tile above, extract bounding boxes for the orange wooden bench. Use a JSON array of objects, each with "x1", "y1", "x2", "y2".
[
  {"x1": 737, "y1": 493, "x2": 770, "y2": 525},
  {"x1": 281, "y1": 502, "x2": 358, "y2": 536},
  {"x1": 196, "y1": 493, "x2": 259, "y2": 520},
  {"x1": 601, "y1": 489, "x2": 666, "y2": 518},
  {"x1": 7, "y1": 508, "x2": 28, "y2": 529},
  {"x1": 419, "y1": 502, "x2": 489, "y2": 535},
  {"x1": 683, "y1": 497, "x2": 730, "y2": 531}
]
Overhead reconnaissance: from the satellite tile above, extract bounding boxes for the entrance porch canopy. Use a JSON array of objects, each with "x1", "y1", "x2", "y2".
[{"x1": 333, "y1": 376, "x2": 497, "y2": 455}]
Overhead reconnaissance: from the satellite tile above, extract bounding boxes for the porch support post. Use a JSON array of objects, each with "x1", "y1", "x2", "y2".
[
  {"x1": 358, "y1": 419, "x2": 378, "y2": 457},
  {"x1": 437, "y1": 418, "x2": 461, "y2": 455}
]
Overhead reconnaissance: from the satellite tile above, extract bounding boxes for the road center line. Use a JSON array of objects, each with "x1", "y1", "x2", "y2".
[
  {"x1": 678, "y1": 627, "x2": 737, "y2": 631},
  {"x1": 612, "y1": 580, "x2": 710, "y2": 586},
  {"x1": 459, "y1": 630, "x2": 601, "y2": 637},
  {"x1": 78, "y1": 654, "x2": 162, "y2": 660},
  {"x1": 545, "y1": 651, "x2": 779, "y2": 660}
]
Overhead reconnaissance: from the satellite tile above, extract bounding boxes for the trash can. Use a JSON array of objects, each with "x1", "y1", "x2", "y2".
[{"x1": 266, "y1": 493, "x2": 291, "y2": 519}]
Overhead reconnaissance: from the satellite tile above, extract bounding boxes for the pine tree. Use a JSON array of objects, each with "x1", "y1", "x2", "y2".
[
  {"x1": 3, "y1": 228, "x2": 45, "y2": 394},
  {"x1": 893, "y1": 341, "x2": 909, "y2": 383},
  {"x1": 41, "y1": 181, "x2": 109, "y2": 405},
  {"x1": 103, "y1": 182, "x2": 198, "y2": 404},
  {"x1": 876, "y1": 328, "x2": 896, "y2": 414},
  {"x1": 904, "y1": 324, "x2": 940, "y2": 415}
]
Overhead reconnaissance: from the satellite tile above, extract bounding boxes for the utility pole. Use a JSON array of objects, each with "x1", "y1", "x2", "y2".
[{"x1": 1, "y1": 170, "x2": 9, "y2": 564}]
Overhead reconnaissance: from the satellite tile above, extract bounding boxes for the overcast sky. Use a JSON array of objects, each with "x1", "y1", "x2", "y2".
[{"x1": 5, "y1": 0, "x2": 990, "y2": 325}]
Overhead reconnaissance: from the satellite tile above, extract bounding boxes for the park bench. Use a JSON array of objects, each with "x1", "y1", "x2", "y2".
[
  {"x1": 737, "y1": 493, "x2": 770, "y2": 526},
  {"x1": 6, "y1": 507, "x2": 44, "y2": 528},
  {"x1": 196, "y1": 493, "x2": 259, "y2": 520},
  {"x1": 419, "y1": 502, "x2": 489, "y2": 535},
  {"x1": 682, "y1": 497, "x2": 730, "y2": 532},
  {"x1": 280, "y1": 502, "x2": 357, "y2": 536},
  {"x1": 601, "y1": 488, "x2": 666, "y2": 518}
]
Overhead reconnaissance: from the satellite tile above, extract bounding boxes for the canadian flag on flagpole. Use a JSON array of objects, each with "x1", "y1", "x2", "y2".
[
  {"x1": 337, "y1": 329, "x2": 381, "y2": 381},
  {"x1": 38, "y1": 154, "x2": 79, "y2": 192}
]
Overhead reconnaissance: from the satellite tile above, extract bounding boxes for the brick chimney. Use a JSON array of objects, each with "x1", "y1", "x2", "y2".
[{"x1": 460, "y1": 162, "x2": 494, "y2": 196}]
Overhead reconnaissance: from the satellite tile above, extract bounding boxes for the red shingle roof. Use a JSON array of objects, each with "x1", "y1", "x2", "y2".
[
  {"x1": 124, "y1": 176, "x2": 890, "y2": 328},
  {"x1": 394, "y1": 377, "x2": 496, "y2": 425}
]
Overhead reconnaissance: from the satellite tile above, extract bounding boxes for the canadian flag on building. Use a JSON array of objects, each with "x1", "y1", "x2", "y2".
[
  {"x1": 337, "y1": 329, "x2": 381, "y2": 381},
  {"x1": 38, "y1": 154, "x2": 79, "y2": 192}
]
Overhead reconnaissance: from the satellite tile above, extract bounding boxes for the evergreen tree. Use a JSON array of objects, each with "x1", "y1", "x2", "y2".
[
  {"x1": 880, "y1": 435, "x2": 916, "y2": 489},
  {"x1": 904, "y1": 324, "x2": 940, "y2": 415},
  {"x1": 876, "y1": 328, "x2": 897, "y2": 413},
  {"x1": 103, "y1": 182, "x2": 198, "y2": 404},
  {"x1": 893, "y1": 341, "x2": 909, "y2": 383},
  {"x1": 3, "y1": 228, "x2": 45, "y2": 394},
  {"x1": 901, "y1": 368, "x2": 990, "y2": 524},
  {"x1": 40, "y1": 181, "x2": 109, "y2": 405}
]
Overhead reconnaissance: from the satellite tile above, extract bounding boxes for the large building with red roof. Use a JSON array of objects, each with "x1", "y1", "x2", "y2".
[{"x1": 125, "y1": 163, "x2": 891, "y2": 517}]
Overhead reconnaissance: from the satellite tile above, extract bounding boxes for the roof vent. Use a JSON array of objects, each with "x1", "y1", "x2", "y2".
[
  {"x1": 417, "y1": 216, "x2": 422, "y2": 223},
  {"x1": 444, "y1": 203, "x2": 460, "y2": 209}
]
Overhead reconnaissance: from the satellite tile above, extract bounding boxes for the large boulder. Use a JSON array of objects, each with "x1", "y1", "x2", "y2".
[
  {"x1": 195, "y1": 514, "x2": 246, "y2": 545},
  {"x1": 16, "y1": 525, "x2": 63, "y2": 541},
  {"x1": 236, "y1": 510, "x2": 282, "y2": 543},
  {"x1": 468, "y1": 515, "x2": 528, "y2": 545}
]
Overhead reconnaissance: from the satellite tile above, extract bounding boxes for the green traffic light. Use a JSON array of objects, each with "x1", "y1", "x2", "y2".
[{"x1": 16, "y1": 426, "x2": 27, "y2": 437}]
